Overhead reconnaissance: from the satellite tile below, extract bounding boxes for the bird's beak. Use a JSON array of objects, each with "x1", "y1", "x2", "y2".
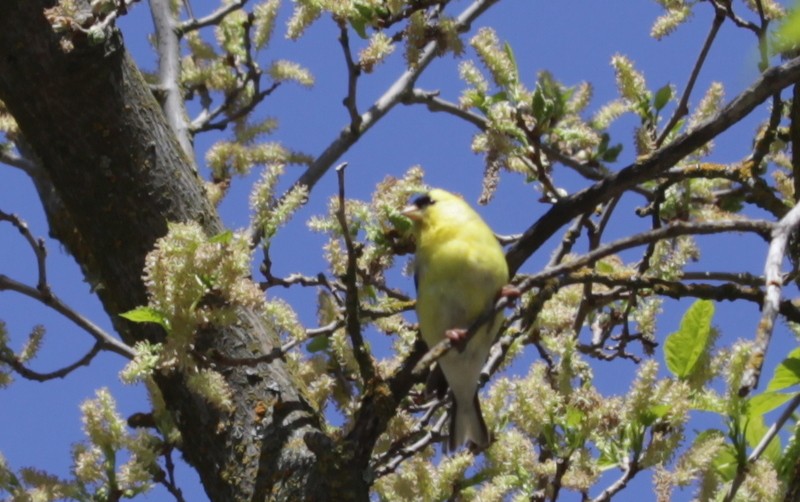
[{"x1": 401, "y1": 204, "x2": 421, "y2": 221}]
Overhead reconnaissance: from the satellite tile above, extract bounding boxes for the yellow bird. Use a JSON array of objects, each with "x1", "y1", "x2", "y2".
[{"x1": 402, "y1": 188, "x2": 509, "y2": 451}]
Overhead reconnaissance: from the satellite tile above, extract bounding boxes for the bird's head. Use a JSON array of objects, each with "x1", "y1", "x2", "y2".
[{"x1": 401, "y1": 189, "x2": 466, "y2": 227}]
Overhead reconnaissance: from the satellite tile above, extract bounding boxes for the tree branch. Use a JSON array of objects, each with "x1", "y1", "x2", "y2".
[
  {"x1": 0, "y1": 148, "x2": 38, "y2": 174},
  {"x1": 335, "y1": 163, "x2": 375, "y2": 384},
  {"x1": 0, "y1": 210, "x2": 135, "y2": 359},
  {"x1": 740, "y1": 199, "x2": 800, "y2": 395},
  {"x1": 592, "y1": 457, "x2": 640, "y2": 502},
  {"x1": 656, "y1": 6, "x2": 725, "y2": 147},
  {"x1": 506, "y1": 55, "x2": 800, "y2": 275},
  {"x1": 0, "y1": 341, "x2": 105, "y2": 381},
  {"x1": 149, "y1": 0, "x2": 195, "y2": 161},
  {"x1": 0, "y1": 3, "x2": 328, "y2": 497},
  {"x1": 339, "y1": 25, "x2": 362, "y2": 130},
  {"x1": 521, "y1": 219, "x2": 773, "y2": 287},
  {"x1": 175, "y1": 0, "x2": 247, "y2": 34},
  {"x1": 288, "y1": 0, "x2": 502, "y2": 197}
]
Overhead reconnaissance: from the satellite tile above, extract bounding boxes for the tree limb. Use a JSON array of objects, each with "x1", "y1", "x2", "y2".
[
  {"x1": 740, "y1": 199, "x2": 800, "y2": 395},
  {"x1": 150, "y1": 0, "x2": 195, "y2": 161},
  {"x1": 289, "y1": 0, "x2": 502, "y2": 197},
  {"x1": 656, "y1": 5, "x2": 725, "y2": 147},
  {"x1": 506, "y1": 55, "x2": 800, "y2": 275}
]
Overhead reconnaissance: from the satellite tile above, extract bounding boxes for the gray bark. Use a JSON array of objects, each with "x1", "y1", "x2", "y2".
[{"x1": 0, "y1": 2, "x2": 373, "y2": 499}]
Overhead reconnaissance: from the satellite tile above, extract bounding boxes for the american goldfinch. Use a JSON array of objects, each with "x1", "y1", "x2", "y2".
[{"x1": 402, "y1": 188, "x2": 509, "y2": 451}]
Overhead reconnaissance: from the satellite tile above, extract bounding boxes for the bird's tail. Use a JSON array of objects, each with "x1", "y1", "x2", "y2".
[{"x1": 449, "y1": 392, "x2": 489, "y2": 452}]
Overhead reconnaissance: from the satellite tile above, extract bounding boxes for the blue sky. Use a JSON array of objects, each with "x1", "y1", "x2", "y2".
[{"x1": 0, "y1": 1, "x2": 794, "y2": 500}]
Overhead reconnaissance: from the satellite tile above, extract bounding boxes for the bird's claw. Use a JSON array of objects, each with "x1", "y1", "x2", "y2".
[
  {"x1": 497, "y1": 285, "x2": 521, "y2": 305},
  {"x1": 445, "y1": 328, "x2": 468, "y2": 343}
]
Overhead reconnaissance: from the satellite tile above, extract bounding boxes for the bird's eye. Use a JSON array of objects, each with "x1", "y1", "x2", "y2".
[{"x1": 413, "y1": 194, "x2": 434, "y2": 209}]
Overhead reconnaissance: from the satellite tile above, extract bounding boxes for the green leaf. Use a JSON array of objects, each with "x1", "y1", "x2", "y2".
[
  {"x1": 350, "y1": 18, "x2": 368, "y2": 39},
  {"x1": 531, "y1": 88, "x2": 546, "y2": 121},
  {"x1": 565, "y1": 405, "x2": 584, "y2": 427},
  {"x1": 653, "y1": 84, "x2": 672, "y2": 112},
  {"x1": 766, "y1": 347, "x2": 800, "y2": 392},
  {"x1": 209, "y1": 230, "x2": 234, "y2": 244},
  {"x1": 601, "y1": 143, "x2": 623, "y2": 163},
  {"x1": 597, "y1": 132, "x2": 610, "y2": 152},
  {"x1": 649, "y1": 403, "x2": 671, "y2": 420},
  {"x1": 307, "y1": 336, "x2": 329, "y2": 353},
  {"x1": 748, "y1": 391, "x2": 796, "y2": 416},
  {"x1": 775, "y1": 8, "x2": 800, "y2": 52},
  {"x1": 713, "y1": 443, "x2": 739, "y2": 481},
  {"x1": 664, "y1": 299, "x2": 714, "y2": 379},
  {"x1": 503, "y1": 42, "x2": 518, "y2": 83},
  {"x1": 120, "y1": 307, "x2": 169, "y2": 330},
  {"x1": 194, "y1": 273, "x2": 215, "y2": 289},
  {"x1": 349, "y1": 3, "x2": 376, "y2": 39},
  {"x1": 596, "y1": 447, "x2": 622, "y2": 470},
  {"x1": 595, "y1": 260, "x2": 615, "y2": 275},
  {"x1": 487, "y1": 91, "x2": 508, "y2": 106},
  {"x1": 353, "y1": 2, "x2": 373, "y2": 18},
  {"x1": 595, "y1": 133, "x2": 623, "y2": 163}
]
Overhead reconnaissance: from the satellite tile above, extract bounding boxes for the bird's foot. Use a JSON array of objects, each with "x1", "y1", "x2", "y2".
[
  {"x1": 445, "y1": 328, "x2": 468, "y2": 344},
  {"x1": 497, "y1": 285, "x2": 521, "y2": 305}
]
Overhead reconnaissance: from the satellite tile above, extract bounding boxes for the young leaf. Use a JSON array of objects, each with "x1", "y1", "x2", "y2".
[
  {"x1": 664, "y1": 299, "x2": 714, "y2": 379},
  {"x1": 595, "y1": 260, "x2": 615, "y2": 275},
  {"x1": 766, "y1": 347, "x2": 800, "y2": 392},
  {"x1": 209, "y1": 230, "x2": 234, "y2": 244},
  {"x1": 503, "y1": 41, "x2": 519, "y2": 84},
  {"x1": 712, "y1": 443, "x2": 739, "y2": 481},
  {"x1": 307, "y1": 336, "x2": 330, "y2": 353},
  {"x1": 601, "y1": 143, "x2": 623, "y2": 162},
  {"x1": 748, "y1": 391, "x2": 796, "y2": 416},
  {"x1": 120, "y1": 307, "x2": 169, "y2": 330},
  {"x1": 531, "y1": 87, "x2": 546, "y2": 122},
  {"x1": 653, "y1": 83, "x2": 672, "y2": 112}
]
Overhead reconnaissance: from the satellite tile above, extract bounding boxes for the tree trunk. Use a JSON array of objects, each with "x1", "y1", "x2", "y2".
[{"x1": 0, "y1": 1, "x2": 370, "y2": 499}]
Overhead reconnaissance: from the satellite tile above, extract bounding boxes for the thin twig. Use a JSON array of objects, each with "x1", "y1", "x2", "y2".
[
  {"x1": 522, "y1": 219, "x2": 773, "y2": 289},
  {"x1": 709, "y1": 0, "x2": 760, "y2": 34},
  {"x1": 591, "y1": 457, "x2": 640, "y2": 502},
  {"x1": 656, "y1": 7, "x2": 725, "y2": 147},
  {"x1": 507, "y1": 55, "x2": 800, "y2": 275},
  {"x1": 189, "y1": 14, "x2": 281, "y2": 134},
  {"x1": 0, "y1": 273, "x2": 135, "y2": 359},
  {"x1": 0, "y1": 341, "x2": 104, "y2": 381},
  {"x1": 149, "y1": 0, "x2": 195, "y2": 160},
  {"x1": 547, "y1": 215, "x2": 588, "y2": 268},
  {"x1": 748, "y1": 93, "x2": 783, "y2": 172},
  {"x1": 0, "y1": 211, "x2": 135, "y2": 360},
  {"x1": 335, "y1": 163, "x2": 375, "y2": 384},
  {"x1": 402, "y1": 88, "x2": 486, "y2": 129},
  {"x1": 372, "y1": 402, "x2": 448, "y2": 476},
  {"x1": 175, "y1": 0, "x2": 247, "y2": 34},
  {"x1": 660, "y1": 162, "x2": 787, "y2": 219},
  {"x1": 284, "y1": 0, "x2": 502, "y2": 205},
  {"x1": 158, "y1": 446, "x2": 187, "y2": 502},
  {"x1": 682, "y1": 271, "x2": 763, "y2": 286},
  {"x1": 562, "y1": 272, "x2": 800, "y2": 324},
  {"x1": 339, "y1": 25, "x2": 362, "y2": 130},
  {"x1": 411, "y1": 291, "x2": 516, "y2": 378},
  {"x1": 191, "y1": 83, "x2": 281, "y2": 133},
  {"x1": 740, "y1": 200, "x2": 800, "y2": 396}
]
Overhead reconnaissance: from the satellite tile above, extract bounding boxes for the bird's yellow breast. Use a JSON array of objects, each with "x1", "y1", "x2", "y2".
[{"x1": 415, "y1": 223, "x2": 508, "y2": 345}]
